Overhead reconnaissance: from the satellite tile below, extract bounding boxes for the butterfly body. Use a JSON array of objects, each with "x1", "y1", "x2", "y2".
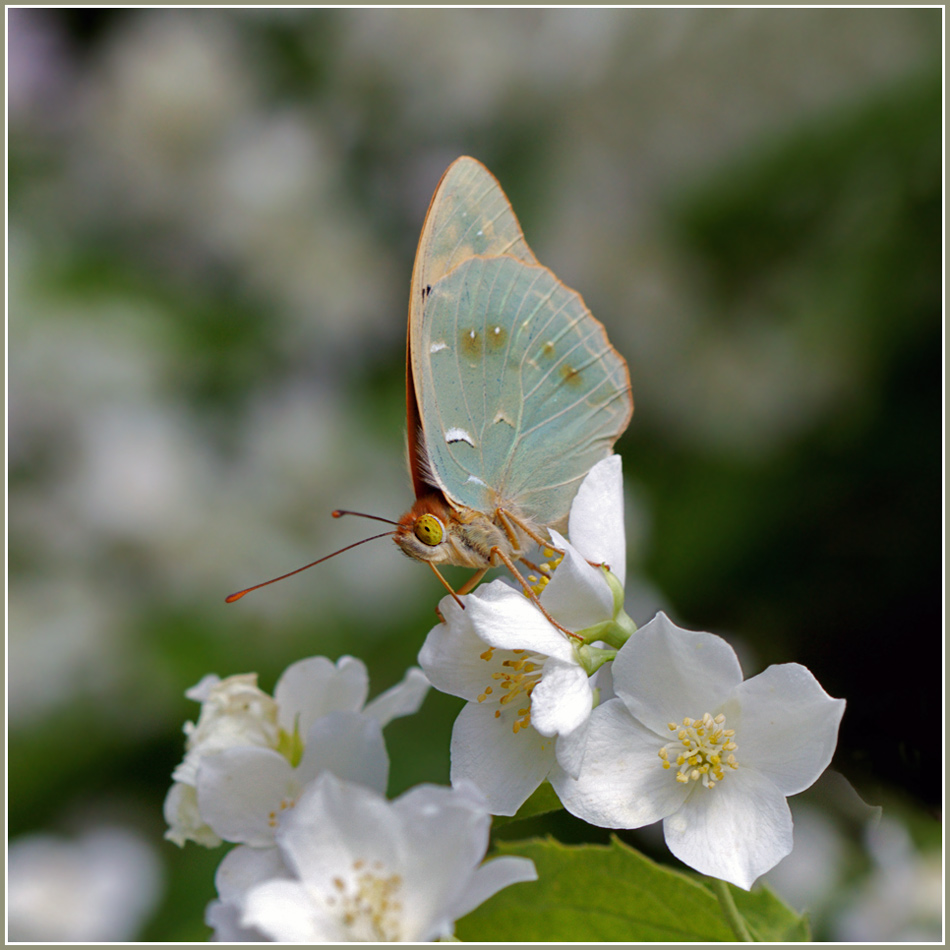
[{"x1": 394, "y1": 157, "x2": 632, "y2": 587}]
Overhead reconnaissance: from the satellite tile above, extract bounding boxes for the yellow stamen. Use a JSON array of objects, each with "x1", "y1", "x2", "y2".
[{"x1": 658, "y1": 712, "x2": 739, "y2": 790}]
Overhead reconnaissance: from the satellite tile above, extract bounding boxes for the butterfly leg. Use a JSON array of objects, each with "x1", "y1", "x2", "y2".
[
  {"x1": 496, "y1": 507, "x2": 610, "y2": 573},
  {"x1": 488, "y1": 546, "x2": 583, "y2": 642},
  {"x1": 456, "y1": 567, "x2": 489, "y2": 597},
  {"x1": 517, "y1": 555, "x2": 544, "y2": 574},
  {"x1": 428, "y1": 561, "x2": 466, "y2": 609},
  {"x1": 495, "y1": 507, "x2": 553, "y2": 554}
]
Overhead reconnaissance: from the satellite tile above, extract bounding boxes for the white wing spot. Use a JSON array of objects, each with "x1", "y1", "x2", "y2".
[
  {"x1": 493, "y1": 410, "x2": 515, "y2": 428},
  {"x1": 492, "y1": 326, "x2": 502, "y2": 336},
  {"x1": 430, "y1": 341, "x2": 449, "y2": 354},
  {"x1": 445, "y1": 427, "x2": 475, "y2": 447},
  {"x1": 476, "y1": 229, "x2": 484, "y2": 237},
  {"x1": 466, "y1": 475, "x2": 487, "y2": 487}
]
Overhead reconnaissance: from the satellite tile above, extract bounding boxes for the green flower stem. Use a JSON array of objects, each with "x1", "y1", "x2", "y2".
[{"x1": 710, "y1": 877, "x2": 754, "y2": 942}]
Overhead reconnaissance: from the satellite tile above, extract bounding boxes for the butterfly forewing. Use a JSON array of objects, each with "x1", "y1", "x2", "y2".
[
  {"x1": 407, "y1": 157, "x2": 540, "y2": 499},
  {"x1": 410, "y1": 157, "x2": 539, "y2": 309},
  {"x1": 417, "y1": 254, "x2": 632, "y2": 529}
]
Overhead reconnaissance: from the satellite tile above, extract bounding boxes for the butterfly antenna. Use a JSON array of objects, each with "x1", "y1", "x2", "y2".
[
  {"x1": 332, "y1": 509, "x2": 401, "y2": 526},
  {"x1": 225, "y1": 530, "x2": 394, "y2": 603}
]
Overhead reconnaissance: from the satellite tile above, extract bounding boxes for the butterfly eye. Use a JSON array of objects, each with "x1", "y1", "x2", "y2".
[{"x1": 413, "y1": 513, "x2": 444, "y2": 546}]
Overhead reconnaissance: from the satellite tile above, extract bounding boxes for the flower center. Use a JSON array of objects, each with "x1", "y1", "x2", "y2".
[
  {"x1": 525, "y1": 547, "x2": 563, "y2": 596},
  {"x1": 475, "y1": 647, "x2": 546, "y2": 734},
  {"x1": 324, "y1": 859, "x2": 405, "y2": 941},
  {"x1": 658, "y1": 712, "x2": 738, "y2": 789}
]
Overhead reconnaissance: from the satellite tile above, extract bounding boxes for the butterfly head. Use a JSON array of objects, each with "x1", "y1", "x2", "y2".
[
  {"x1": 394, "y1": 493, "x2": 505, "y2": 570},
  {"x1": 393, "y1": 495, "x2": 455, "y2": 564}
]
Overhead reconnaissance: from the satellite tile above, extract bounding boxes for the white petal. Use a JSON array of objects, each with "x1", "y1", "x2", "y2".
[
  {"x1": 395, "y1": 782, "x2": 491, "y2": 871},
  {"x1": 465, "y1": 581, "x2": 578, "y2": 661},
  {"x1": 592, "y1": 654, "x2": 616, "y2": 702},
  {"x1": 277, "y1": 773, "x2": 402, "y2": 886},
  {"x1": 205, "y1": 898, "x2": 266, "y2": 942},
  {"x1": 274, "y1": 655, "x2": 368, "y2": 734},
  {"x1": 663, "y1": 768, "x2": 793, "y2": 890},
  {"x1": 185, "y1": 673, "x2": 222, "y2": 703},
  {"x1": 732, "y1": 663, "x2": 846, "y2": 796},
  {"x1": 541, "y1": 535, "x2": 614, "y2": 631},
  {"x1": 185, "y1": 675, "x2": 279, "y2": 753},
  {"x1": 613, "y1": 613, "x2": 744, "y2": 734},
  {"x1": 554, "y1": 716, "x2": 591, "y2": 778},
  {"x1": 391, "y1": 784, "x2": 494, "y2": 937},
  {"x1": 214, "y1": 844, "x2": 290, "y2": 903},
  {"x1": 242, "y1": 880, "x2": 342, "y2": 942},
  {"x1": 529, "y1": 661, "x2": 593, "y2": 738},
  {"x1": 362, "y1": 666, "x2": 430, "y2": 726},
  {"x1": 567, "y1": 454, "x2": 626, "y2": 586},
  {"x1": 450, "y1": 701, "x2": 555, "y2": 816},
  {"x1": 446, "y1": 856, "x2": 538, "y2": 922},
  {"x1": 551, "y1": 699, "x2": 688, "y2": 828},
  {"x1": 418, "y1": 594, "x2": 517, "y2": 701},
  {"x1": 296, "y1": 711, "x2": 388, "y2": 794},
  {"x1": 163, "y1": 781, "x2": 221, "y2": 848},
  {"x1": 197, "y1": 748, "x2": 297, "y2": 847}
]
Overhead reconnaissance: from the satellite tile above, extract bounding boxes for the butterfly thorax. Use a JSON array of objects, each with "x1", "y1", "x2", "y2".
[{"x1": 393, "y1": 493, "x2": 536, "y2": 570}]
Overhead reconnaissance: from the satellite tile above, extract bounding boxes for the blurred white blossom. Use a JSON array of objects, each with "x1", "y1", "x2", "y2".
[
  {"x1": 832, "y1": 816, "x2": 943, "y2": 942},
  {"x1": 8, "y1": 826, "x2": 163, "y2": 942},
  {"x1": 763, "y1": 801, "x2": 847, "y2": 915}
]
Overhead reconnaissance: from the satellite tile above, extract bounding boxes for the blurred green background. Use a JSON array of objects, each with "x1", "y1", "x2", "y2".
[{"x1": 8, "y1": 7, "x2": 942, "y2": 942}]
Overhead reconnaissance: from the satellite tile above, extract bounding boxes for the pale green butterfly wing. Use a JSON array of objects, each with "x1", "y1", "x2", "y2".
[
  {"x1": 416, "y1": 253, "x2": 632, "y2": 529},
  {"x1": 407, "y1": 157, "x2": 539, "y2": 498},
  {"x1": 409, "y1": 156, "x2": 538, "y2": 310}
]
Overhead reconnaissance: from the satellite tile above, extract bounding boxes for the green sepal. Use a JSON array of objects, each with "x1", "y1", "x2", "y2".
[
  {"x1": 573, "y1": 643, "x2": 616, "y2": 676},
  {"x1": 276, "y1": 718, "x2": 304, "y2": 767},
  {"x1": 569, "y1": 567, "x2": 637, "y2": 650},
  {"x1": 603, "y1": 566, "x2": 626, "y2": 616}
]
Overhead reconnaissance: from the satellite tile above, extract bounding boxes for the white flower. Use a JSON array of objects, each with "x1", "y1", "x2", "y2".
[
  {"x1": 163, "y1": 781, "x2": 223, "y2": 849},
  {"x1": 164, "y1": 657, "x2": 429, "y2": 847},
  {"x1": 164, "y1": 672, "x2": 279, "y2": 848},
  {"x1": 551, "y1": 612, "x2": 846, "y2": 889},
  {"x1": 418, "y1": 456, "x2": 630, "y2": 816},
  {"x1": 195, "y1": 710, "x2": 389, "y2": 848},
  {"x1": 234, "y1": 773, "x2": 537, "y2": 942}
]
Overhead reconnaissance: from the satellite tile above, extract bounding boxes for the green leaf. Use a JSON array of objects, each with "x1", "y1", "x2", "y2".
[
  {"x1": 729, "y1": 881, "x2": 811, "y2": 942},
  {"x1": 455, "y1": 836, "x2": 737, "y2": 942},
  {"x1": 491, "y1": 781, "x2": 563, "y2": 828}
]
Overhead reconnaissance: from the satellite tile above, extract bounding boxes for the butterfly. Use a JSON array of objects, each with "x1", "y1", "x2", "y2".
[
  {"x1": 227, "y1": 157, "x2": 632, "y2": 615},
  {"x1": 390, "y1": 156, "x2": 632, "y2": 608}
]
